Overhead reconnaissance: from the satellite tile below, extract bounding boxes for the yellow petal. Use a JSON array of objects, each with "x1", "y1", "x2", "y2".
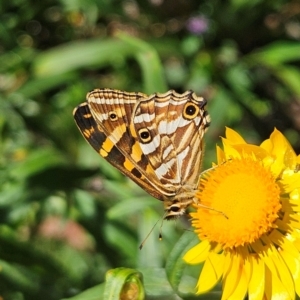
[
  {"x1": 267, "y1": 156, "x2": 284, "y2": 179},
  {"x1": 196, "y1": 252, "x2": 224, "y2": 293},
  {"x1": 269, "y1": 128, "x2": 287, "y2": 150},
  {"x1": 227, "y1": 260, "x2": 248, "y2": 300},
  {"x1": 221, "y1": 138, "x2": 241, "y2": 159},
  {"x1": 260, "y1": 128, "x2": 297, "y2": 177},
  {"x1": 279, "y1": 249, "x2": 300, "y2": 296},
  {"x1": 269, "y1": 128, "x2": 296, "y2": 168},
  {"x1": 221, "y1": 252, "x2": 242, "y2": 300},
  {"x1": 265, "y1": 266, "x2": 291, "y2": 300},
  {"x1": 248, "y1": 255, "x2": 265, "y2": 300},
  {"x1": 282, "y1": 173, "x2": 300, "y2": 192},
  {"x1": 260, "y1": 138, "x2": 272, "y2": 152},
  {"x1": 183, "y1": 240, "x2": 210, "y2": 264},
  {"x1": 225, "y1": 127, "x2": 246, "y2": 144},
  {"x1": 273, "y1": 253, "x2": 295, "y2": 299},
  {"x1": 287, "y1": 214, "x2": 300, "y2": 231},
  {"x1": 284, "y1": 148, "x2": 297, "y2": 169},
  {"x1": 268, "y1": 229, "x2": 300, "y2": 258},
  {"x1": 216, "y1": 145, "x2": 226, "y2": 164},
  {"x1": 232, "y1": 144, "x2": 268, "y2": 160},
  {"x1": 262, "y1": 244, "x2": 295, "y2": 299}
]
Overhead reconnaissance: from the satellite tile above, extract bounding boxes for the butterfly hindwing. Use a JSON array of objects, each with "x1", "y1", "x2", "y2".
[
  {"x1": 73, "y1": 102, "x2": 107, "y2": 154},
  {"x1": 132, "y1": 90, "x2": 210, "y2": 192}
]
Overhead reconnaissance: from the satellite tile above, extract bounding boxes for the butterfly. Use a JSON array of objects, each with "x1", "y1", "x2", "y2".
[{"x1": 73, "y1": 88, "x2": 210, "y2": 220}]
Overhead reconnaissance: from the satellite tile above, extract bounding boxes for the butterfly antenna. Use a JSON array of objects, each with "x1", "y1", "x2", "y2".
[
  {"x1": 196, "y1": 203, "x2": 228, "y2": 219},
  {"x1": 159, "y1": 212, "x2": 167, "y2": 240},
  {"x1": 139, "y1": 217, "x2": 161, "y2": 250},
  {"x1": 199, "y1": 165, "x2": 216, "y2": 177},
  {"x1": 197, "y1": 167, "x2": 229, "y2": 219}
]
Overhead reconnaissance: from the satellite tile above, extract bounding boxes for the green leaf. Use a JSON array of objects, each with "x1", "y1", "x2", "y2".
[
  {"x1": 73, "y1": 189, "x2": 96, "y2": 218},
  {"x1": 33, "y1": 38, "x2": 135, "y2": 77},
  {"x1": 165, "y1": 231, "x2": 224, "y2": 299},
  {"x1": 247, "y1": 41, "x2": 300, "y2": 66},
  {"x1": 136, "y1": 208, "x2": 164, "y2": 268},
  {"x1": 0, "y1": 183, "x2": 25, "y2": 206},
  {"x1": 10, "y1": 148, "x2": 65, "y2": 180},
  {"x1": 273, "y1": 65, "x2": 300, "y2": 96},
  {"x1": 33, "y1": 35, "x2": 167, "y2": 95},
  {"x1": 104, "y1": 268, "x2": 145, "y2": 300},
  {"x1": 63, "y1": 268, "x2": 178, "y2": 300},
  {"x1": 14, "y1": 73, "x2": 78, "y2": 98},
  {"x1": 104, "y1": 223, "x2": 137, "y2": 260},
  {"x1": 107, "y1": 196, "x2": 158, "y2": 220},
  {"x1": 0, "y1": 259, "x2": 39, "y2": 293},
  {"x1": 207, "y1": 87, "x2": 241, "y2": 134},
  {"x1": 165, "y1": 231, "x2": 198, "y2": 295},
  {"x1": 116, "y1": 33, "x2": 168, "y2": 94},
  {"x1": 139, "y1": 268, "x2": 176, "y2": 298},
  {"x1": 61, "y1": 284, "x2": 105, "y2": 300}
]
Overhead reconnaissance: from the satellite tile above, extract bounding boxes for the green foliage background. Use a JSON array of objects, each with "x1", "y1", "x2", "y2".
[{"x1": 1, "y1": 0, "x2": 300, "y2": 299}]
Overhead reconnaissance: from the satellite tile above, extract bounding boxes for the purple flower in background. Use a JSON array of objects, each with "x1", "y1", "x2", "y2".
[{"x1": 186, "y1": 15, "x2": 209, "y2": 35}]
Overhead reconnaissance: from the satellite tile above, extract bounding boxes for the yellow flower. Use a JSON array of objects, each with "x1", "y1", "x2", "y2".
[{"x1": 183, "y1": 127, "x2": 300, "y2": 300}]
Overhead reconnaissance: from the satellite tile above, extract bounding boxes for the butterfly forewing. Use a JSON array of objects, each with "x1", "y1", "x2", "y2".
[
  {"x1": 74, "y1": 89, "x2": 165, "y2": 200},
  {"x1": 73, "y1": 102, "x2": 129, "y2": 166},
  {"x1": 87, "y1": 89, "x2": 144, "y2": 148}
]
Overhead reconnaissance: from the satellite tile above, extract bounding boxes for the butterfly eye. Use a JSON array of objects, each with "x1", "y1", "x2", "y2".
[
  {"x1": 183, "y1": 102, "x2": 199, "y2": 120},
  {"x1": 108, "y1": 111, "x2": 118, "y2": 121},
  {"x1": 138, "y1": 128, "x2": 152, "y2": 143},
  {"x1": 169, "y1": 206, "x2": 180, "y2": 212}
]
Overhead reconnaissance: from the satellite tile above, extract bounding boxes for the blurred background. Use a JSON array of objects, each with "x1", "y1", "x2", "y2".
[{"x1": 1, "y1": 0, "x2": 300, "y2": 299}]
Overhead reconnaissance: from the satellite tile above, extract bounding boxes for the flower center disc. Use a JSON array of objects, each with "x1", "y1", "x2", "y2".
[{"x1": 195, "y1": 158, "x2": 281, "y2": 249}]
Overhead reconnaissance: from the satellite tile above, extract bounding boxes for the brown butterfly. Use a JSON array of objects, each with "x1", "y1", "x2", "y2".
[{"x1": 73, "y1": 89, "x2": 210, "y2": 219}]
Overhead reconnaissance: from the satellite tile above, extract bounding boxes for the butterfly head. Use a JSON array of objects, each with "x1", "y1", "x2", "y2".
[
  {"x1": 163, "y1": 186, "x2": 199, "y2": 220},
  {"x1": 163, "y1": 194, "x2": 194, "y2": 220},
  {"x1": 164, "y1": 203, "x2": 187, "y2": 220}
]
